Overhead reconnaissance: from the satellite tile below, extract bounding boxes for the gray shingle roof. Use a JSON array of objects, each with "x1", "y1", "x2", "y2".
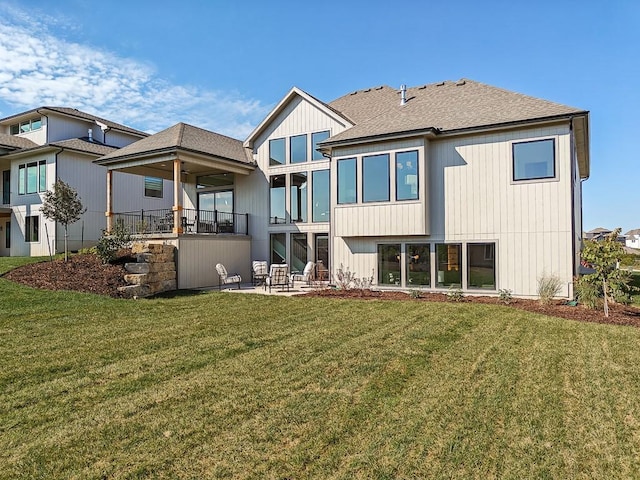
[
  {"x1": 324, "y1": 79, "x2": 587, "y2": 144},
  {"x1": 50, "y1": 138, "x2": 117, "y2": 156},
  {"x1": 0, "y1": 133, "x2": 38, "y2": 150},
  {"x1": 0, "y1": 107, "x2": 147, "y2": 137},
  {"x1": 625, "y1": 229, "x2": 640, "y2": 236},
  {"x1": 97, "y1": 123, "x2": 251, "y2": 164}
]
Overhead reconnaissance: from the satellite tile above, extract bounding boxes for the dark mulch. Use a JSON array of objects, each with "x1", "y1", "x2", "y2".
[
  {"x1": 306, "y1": 289, "x2": 640, "y2": 328},
  {"x1": 4, "y1": 253, "x2": 640, "y2": 328},
  {"x1": 3, "y1": 251, "x2": 133, "y2": 298}
]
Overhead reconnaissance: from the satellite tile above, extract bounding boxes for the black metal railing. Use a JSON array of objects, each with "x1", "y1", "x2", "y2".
[{"x1": 112, "y1": 208, "x2": 249, "y2": 235}]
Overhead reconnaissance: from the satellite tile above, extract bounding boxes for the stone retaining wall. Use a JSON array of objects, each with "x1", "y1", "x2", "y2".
[{"x1": 118, "y1": 242, "x2": 177, "y2": 298}]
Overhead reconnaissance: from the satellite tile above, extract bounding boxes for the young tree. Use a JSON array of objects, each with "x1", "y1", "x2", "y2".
[
  {"x1": 580, "y1": 228, "x2": 633, "y2": 317},
  {"x1": 41, "y1": 179, "x2": 86, "y2": 262}
]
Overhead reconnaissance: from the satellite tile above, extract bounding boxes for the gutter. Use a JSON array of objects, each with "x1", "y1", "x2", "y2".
[{"x1": 94, "y1": 146, "x2": 255, "y2": 169}]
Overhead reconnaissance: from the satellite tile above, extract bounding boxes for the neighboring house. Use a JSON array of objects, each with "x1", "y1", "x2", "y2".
[
  {"x1": 0, "y1": 107, "x2": 173, "y2": 256},
  {"x1": 626, "y1": 229, "x2": 640, "y2": 249},
  {"x1": 584, "y1": 227, "x2": 626, "y2": 244},
  {"x1": 97, "y1": 78, "x2": 590, "y2": 299}
]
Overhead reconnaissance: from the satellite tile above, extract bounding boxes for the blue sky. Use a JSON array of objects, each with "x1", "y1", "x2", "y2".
[{"x1": 0, "y1": 0, "x2": 637, "y2": 232}]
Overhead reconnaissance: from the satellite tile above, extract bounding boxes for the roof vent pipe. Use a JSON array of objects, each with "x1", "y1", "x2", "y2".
[
  {"x1": 400, "y1": 84, "x2": 407, "y2": 106},
  {"x1": 88, "y1": 128, "x2": 93, "y2": 142}
]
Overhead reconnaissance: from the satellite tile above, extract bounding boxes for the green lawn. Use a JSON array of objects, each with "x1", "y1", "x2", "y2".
[{"x1": 2, "y1": 261, "x2": 640, "y2": 478}]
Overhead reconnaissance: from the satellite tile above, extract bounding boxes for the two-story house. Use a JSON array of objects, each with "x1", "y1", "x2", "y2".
[
  {"x1": 0, "y1": 107, "x2": 173, "y2": 256},
  {"x1": 243, "y1": 79, "x2": 589, "y2": 298}
]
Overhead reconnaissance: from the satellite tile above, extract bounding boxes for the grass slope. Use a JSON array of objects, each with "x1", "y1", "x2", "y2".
[{"x1": 1, "y1": 265, "x2": 640, "y2": 478}]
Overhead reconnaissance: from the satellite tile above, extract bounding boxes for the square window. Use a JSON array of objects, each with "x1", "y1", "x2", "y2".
[
  {"x1": 144, "y1": 177, "x2": 163, "y2": 198},
  {"x1": 513, "y1": 139, "x2": 555, "y2": 181}
]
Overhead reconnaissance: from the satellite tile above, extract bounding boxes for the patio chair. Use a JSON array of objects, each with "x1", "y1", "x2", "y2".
[
  {"x1": 252, "y1": 260, "x2": 268, "y2": 286},
  {"x1": 290, "y1": 261, "x2": 315, "y2": 287},
  {"x1": 216, "y1": 263, "x2": 241, "y2": 290},
  {"x1": 265, "y1": 264, "x2": 290, "y2": 292}
]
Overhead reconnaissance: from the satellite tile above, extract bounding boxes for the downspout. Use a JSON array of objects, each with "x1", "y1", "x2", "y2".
[
  {"x1": 36, "y1": 109, "x2": 50, "y2": 144},
  {"x1": 52, "y1": 147, "x2": 63, "y2": 254},
  {"x1": 322, "y1": 151, "x2": 333, "y2": 281}
]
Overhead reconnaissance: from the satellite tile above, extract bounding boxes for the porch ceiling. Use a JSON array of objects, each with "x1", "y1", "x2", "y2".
[
  {"x1": 98, "y1": 149, "x2": 255, "y2": 181},
  {"x1": 0, "y1": 207, "x2": 11, "y2": 216}
]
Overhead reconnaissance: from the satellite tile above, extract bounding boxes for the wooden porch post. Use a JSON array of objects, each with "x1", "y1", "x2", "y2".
[
  {"x1": 172, "y1": 158, "x2": 183, "y2": 234},
  {"x1": 105, "y1": 169, "x2": 113, "y2": 232}
]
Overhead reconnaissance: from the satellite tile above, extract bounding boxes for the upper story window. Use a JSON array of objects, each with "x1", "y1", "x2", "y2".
[
  {"x1": 269, "y1": 138, "x2": 285, "y2": 166},
  {"x1": 337, "y1": 157, "x2": 357, "y2": 204},
  {"x1": 18, "y1": 160, "x2": 46, "y2": 195},
  {"x1": 10, "y1": 117, "x2": 42, "y2": 135},
  {"x1": 312, "y1": 170, "x2": 330, "y2": 222},
  {"x1": 513, "y1": 139, "x2": 555, "y2": 181},
  {"x1": 363, "y1": 154, "x2": 390, "y2": 202},
  {"x1": 269, "y1": 131, "x2": 330, "y2": 166},
  {"x1": 312, "y1": 131, "x2": 330, "y2": 161},
  {"x1": 270, "y1": 175, "x2": 286, "y2": 224},
  {"x1": 144, "y1": 177, "x2": 163, "y2": 198},
  {"x1": 396, "y1": 150, "x2": 418, "y2": 200},
  {"x1": 290, "y1": 134, "x2": 307, "y2": 163}
]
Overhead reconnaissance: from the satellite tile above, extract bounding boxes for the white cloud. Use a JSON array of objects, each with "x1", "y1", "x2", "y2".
[{"x1": 0, "y1": 5, "x2": 270, "y2": 138}]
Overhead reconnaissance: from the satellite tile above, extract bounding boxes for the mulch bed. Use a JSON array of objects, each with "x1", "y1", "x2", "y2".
[
  {"x1": 306, "y1": 289, "x2": 640, "y2": 328},
  {"x1": 3, "y1": 251, "x2": 133, "y2": 298},
  {"x1": 4, "y1": 253, "x2": 640, "y2": 328}
]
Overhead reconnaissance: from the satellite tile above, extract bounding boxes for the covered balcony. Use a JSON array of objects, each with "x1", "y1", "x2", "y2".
[{"x1": 94, "y1": 123, "x2": 256, "y2": 289}]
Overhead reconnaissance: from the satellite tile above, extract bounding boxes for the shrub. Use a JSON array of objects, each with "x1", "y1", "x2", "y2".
[
  {"x1": 538, "y1": 274, "x2": 562, "y2": 305},
  {"x1": 446, "y1": 287, "x2": 464, "y2": 302},
  {"x1": 96, "y1": 222, "x2": 132, "y2": 264},
  {"x1": 574, "y1": 275, "x2": 602, "y2": 310},
  {"x1": 408, "y1": 289, "x2": 422, "y2": 299},
  {"x1": 498, "y1": 288, "x2": 513, "y2": 304},
  {"x1": 333, "y1": 264, "x2": 374, "y2": 291}
]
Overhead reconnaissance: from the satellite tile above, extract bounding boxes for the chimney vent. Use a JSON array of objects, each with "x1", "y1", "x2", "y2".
[{"x1": 400, "y1": 84, "x2": 407, "y2": 106}]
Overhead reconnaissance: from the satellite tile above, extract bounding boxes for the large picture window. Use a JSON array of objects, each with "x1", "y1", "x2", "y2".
[
  {"x1": 436, "y1": 244, "x2": 461, "y2": 288},
  {"x1": 290, "y1": 134, "x2": 307, "y2": 163},
  {"x1": 312, "y1": 170, "x2": 330, "y2": 222},
  {"x1": 337, "y1": 158, "x2": 357, "y2": 204},
  {"x1": 513, "y1": 139, "x2": 555, "y2": 181},
  {"x1": 378, "y1": 244, "x2": 401, "y2": 285},
  {"x1": 312, "y1": 131, "x2": 330, "y2": 160},
  {"x1": 467, "y1": 243, "x2": 496, "y2": 290},
  {"x1": 290, "y1": 173, "x2": 307, "y2": 222},
  {"x1": 396, "y1": 150, "x2": 418, "y2": 200},
  {"x1": 363, "y1": 154, "x2": 389, "y2": 202},
  {"x1": 25, "y1": 215, "x2": 39, "y2": 242},
  {"x1": 407, "y1": 243, "x2": 430, "y2": 287},
  {"x1": 270, "y1": 175, "x2": 286, "y2": 224},
  {"x1": 269, "y1": 138, "x2": 285, "y2": 166}
]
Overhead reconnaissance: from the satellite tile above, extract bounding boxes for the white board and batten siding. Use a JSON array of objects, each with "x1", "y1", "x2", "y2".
[
  {"x1": 174, "y1": 236, "x2": 251, "y2": 289},
  {"x1": 332, "y1": 138, "x2": 428, "y2": 237},
  {"x1": 431, "y1": 125, "x2": 574, "y2": 297},
  {"x1": 244, "y1": 94, "x2": 349, "y2": 263},
  {"x1": 331, "y1": 124, "x2": 577, "y2": 298}
]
